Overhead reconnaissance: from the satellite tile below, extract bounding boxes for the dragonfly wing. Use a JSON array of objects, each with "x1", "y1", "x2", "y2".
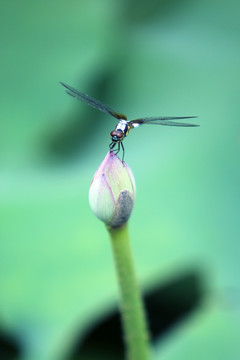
[
  {"x1": 130, "y1": 116, "x2": 199, "y2": 127},
  {"x1": 60, "y1": 82, "x2": 127, "y2": 120}
]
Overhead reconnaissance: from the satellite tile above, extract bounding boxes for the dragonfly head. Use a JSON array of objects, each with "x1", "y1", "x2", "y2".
[{"x1": 110, "y1": 130, "x2": 124, "y2": 143}]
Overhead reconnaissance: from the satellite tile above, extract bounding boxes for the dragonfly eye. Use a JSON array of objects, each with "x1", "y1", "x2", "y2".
[
  {"x1": 116, "y1": 132, "x2": 123, "y2": 138},
  {"x1": 110, "y1": 130, "x2": 117, "y2": 137}
]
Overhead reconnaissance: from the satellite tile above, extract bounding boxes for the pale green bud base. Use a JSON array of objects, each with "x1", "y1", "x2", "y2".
[{"x1": 107, "y1": 224, "x2": 151, "y2": 360}]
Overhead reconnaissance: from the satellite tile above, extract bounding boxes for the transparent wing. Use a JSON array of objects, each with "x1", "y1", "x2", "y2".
[
  {"x1": 60, "y1": 82, "x2": 127, "y2": 120},
  {"x1": 130, "y1": 116, "x2": 199, "y2": 127}
]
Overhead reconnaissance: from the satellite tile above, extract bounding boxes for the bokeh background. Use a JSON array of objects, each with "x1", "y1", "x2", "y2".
[{"x1": 1, "y1": 0, "x2": 240, "y2": 359}]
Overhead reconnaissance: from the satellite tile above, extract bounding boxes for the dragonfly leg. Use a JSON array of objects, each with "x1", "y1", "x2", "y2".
[
  {"x1": 109, "y1": 141, "x2": 124, "y2": 158},
  {"x1": 114, "y1": 142, "x2": 120, "y2": 155},
  {"x1": 109, "y1": 142, "x2": 116, "y2": 150},
  {"x1": 121, "y1": 142, "x2": 125, "y2": 162}
]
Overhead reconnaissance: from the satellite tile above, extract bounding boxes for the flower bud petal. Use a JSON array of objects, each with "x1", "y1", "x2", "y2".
[
  {"x1": 108, "y1": 190, "x2": 134, "y2": 228},
  {"x1": 89, "y1": 151, "x2": 135, "y2": 228},
  {"x1": 89, "y1": 173, "x2": 115, "y2": 223},
  {"x1": 123, "y1": 162, "x2": 136, "y2": 195}
]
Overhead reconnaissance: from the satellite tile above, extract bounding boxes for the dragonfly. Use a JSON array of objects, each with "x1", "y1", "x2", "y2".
[{"x1": 60, "y1": 82, "x2": 198, "y2": 160}]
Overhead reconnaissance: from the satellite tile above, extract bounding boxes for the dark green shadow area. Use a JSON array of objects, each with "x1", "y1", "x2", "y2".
[
  {"x1": 69, "y1": 270, "x2": 204, "y2": 360},
  {"x1": 0, "y1": 329, "x2": 21, "y2": 360}
]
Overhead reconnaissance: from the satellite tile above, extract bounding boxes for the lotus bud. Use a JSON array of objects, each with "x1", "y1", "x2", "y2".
[{"x1": 89, "y1": 150, "x2": 136, "y2": 228}]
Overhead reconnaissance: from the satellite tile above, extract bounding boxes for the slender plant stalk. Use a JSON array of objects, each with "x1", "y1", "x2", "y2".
[{"x1": 108, "y1": 223, "x2": 151, "y2": 360}]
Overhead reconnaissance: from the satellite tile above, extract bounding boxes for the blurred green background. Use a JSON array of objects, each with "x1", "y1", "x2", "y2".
[{"x1": 1, "y1": 0, "x2": 240, "y2": 359}]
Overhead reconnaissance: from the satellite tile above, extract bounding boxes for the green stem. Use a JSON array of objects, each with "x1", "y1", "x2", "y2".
[{"x1": 108, "y1": 223, "x2": 151, "y2": 360}]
